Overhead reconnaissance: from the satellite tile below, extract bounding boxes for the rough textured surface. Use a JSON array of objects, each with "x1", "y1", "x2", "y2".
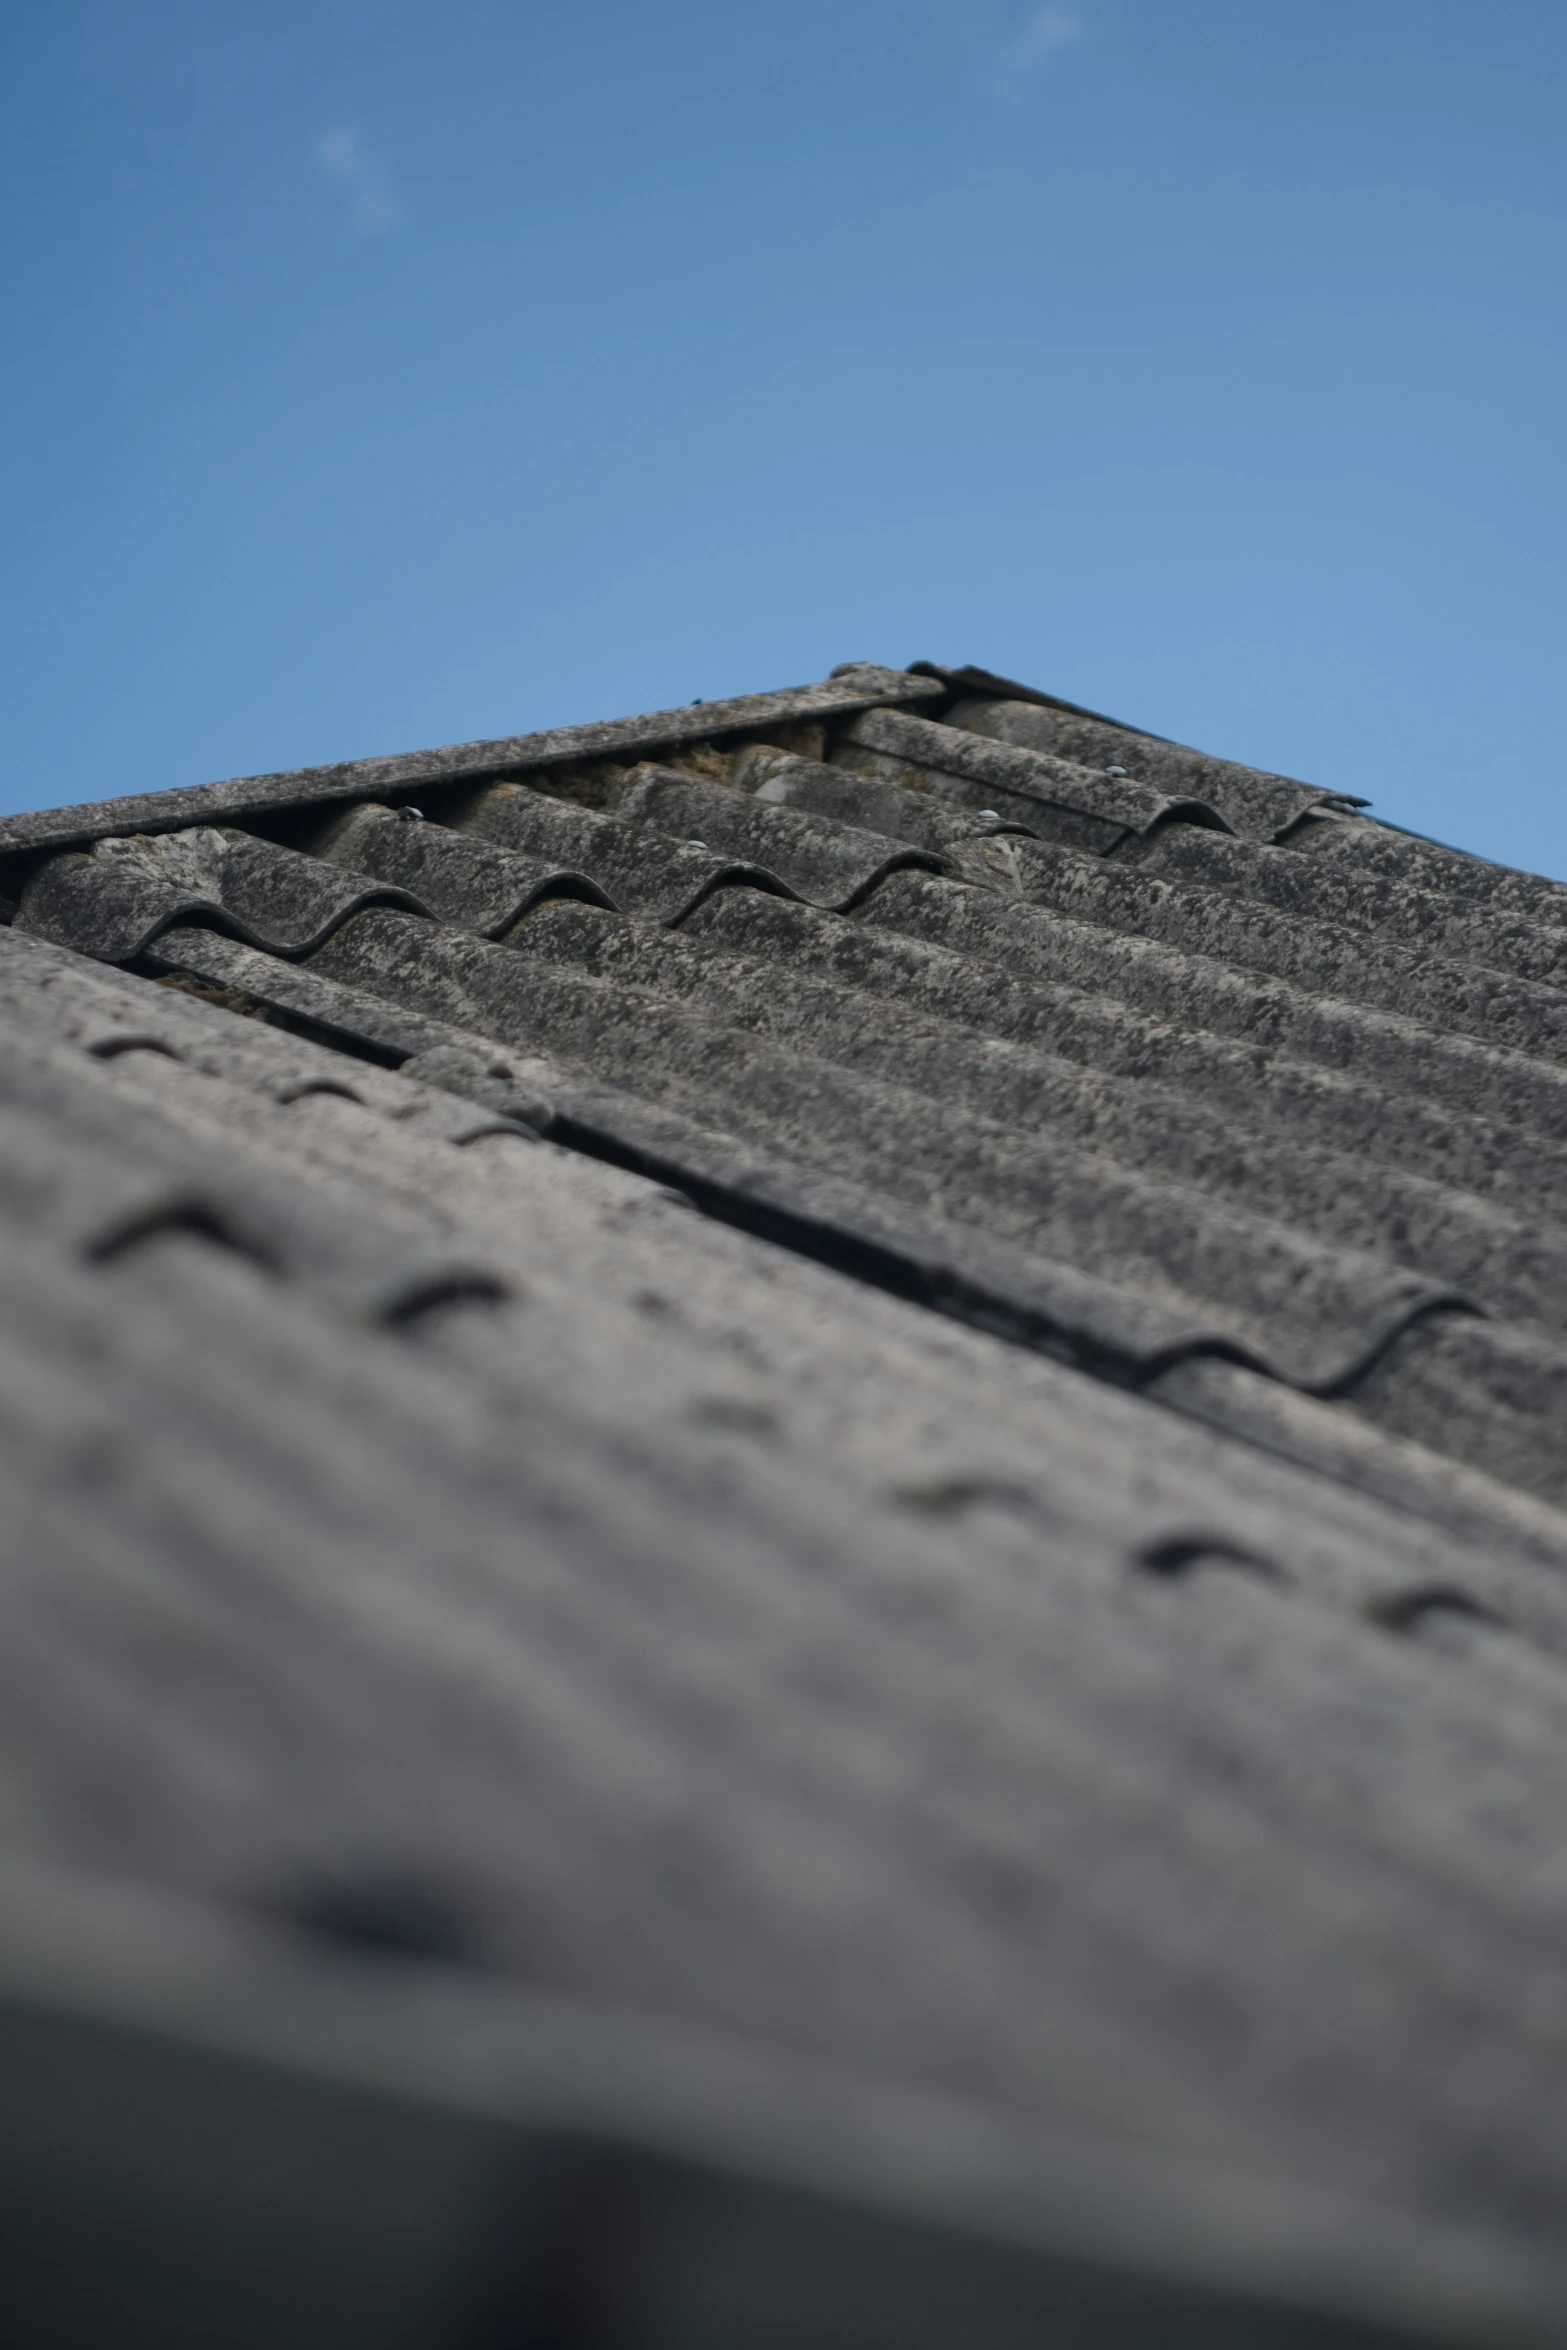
[
  {"x1": 6, "y1": 658, "x2": 1567, "y2": 2340},
  {"x1": 942, "y1": 690, "x2": 1362, "y2": 839},
  {"x1": 0, "y1": 664, "x2": 945, "y2": 858}
]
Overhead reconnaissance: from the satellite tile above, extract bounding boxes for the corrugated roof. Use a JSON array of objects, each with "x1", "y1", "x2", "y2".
[{"x1": 4, "y1": 662, "x2": 1567, "y2": 2344}]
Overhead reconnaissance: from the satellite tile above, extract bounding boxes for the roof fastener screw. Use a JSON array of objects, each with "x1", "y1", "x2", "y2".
[
  {"x1": 977, "y1": 810, "x2": 1001, "y2": 821},
  {"x1": 686, "y1": 839, "x2": 707, "y2": 850},
  {"x1": 1105, "y1": 766, "x2": 1127, "y2": 778},
  {"x1": 398, "y1": 806, "x2": 426, "y2": 821}
]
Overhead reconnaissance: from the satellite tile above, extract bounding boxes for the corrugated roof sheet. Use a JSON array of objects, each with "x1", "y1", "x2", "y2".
[{"x1": 5, "y1": 661, "x2": 1567, "y2": 2343}]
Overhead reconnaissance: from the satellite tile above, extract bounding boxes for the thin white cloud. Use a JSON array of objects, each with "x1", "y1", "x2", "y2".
[
  {"x1": 1007, "y1": 8, "x2": 1083, "y2": 67},
  {"x1": 318, "y1": 128, "x2": 399, "y2": 235}
]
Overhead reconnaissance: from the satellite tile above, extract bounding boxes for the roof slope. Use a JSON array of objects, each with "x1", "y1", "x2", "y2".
[{"x1": 4, "y1": 661, "x2": 1567, "y2": 2344}]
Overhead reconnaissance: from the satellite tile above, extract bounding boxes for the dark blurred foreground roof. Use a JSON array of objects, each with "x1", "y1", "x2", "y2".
[{"x1": 6, "y1": 661, "x2": 1567, "y2": 2345}]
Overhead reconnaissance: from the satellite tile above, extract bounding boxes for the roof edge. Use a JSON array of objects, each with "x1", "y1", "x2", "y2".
[
  {"x1": 2, "y1": 1853, "x2": 1558, "y2": 2350},
  {"x1": 906, "y1": 660, "x2": 1183, "y2": 743},
  {"x1": 0, "y1": 666, "x2": 945, "y2": 862}
]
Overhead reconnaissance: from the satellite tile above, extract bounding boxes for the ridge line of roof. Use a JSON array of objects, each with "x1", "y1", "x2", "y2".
[{"x1": 0, "y1": 666, "x2": 945, "y2": 863}]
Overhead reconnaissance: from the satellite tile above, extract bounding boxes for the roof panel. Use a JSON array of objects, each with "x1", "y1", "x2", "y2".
[{"x1": 5, "y1": 663, "x2": 1567, "y2": 2340}]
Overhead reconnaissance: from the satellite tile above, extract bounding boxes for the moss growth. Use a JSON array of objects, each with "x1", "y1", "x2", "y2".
[{"x1": 153, "y1": 971, "x2": 280, "y2": 1025}]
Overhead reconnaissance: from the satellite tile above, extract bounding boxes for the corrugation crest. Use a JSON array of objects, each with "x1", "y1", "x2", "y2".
[
  {"x1": 840, "y1": 704, "x2": 1224, "y2": 840},
  {"x1": 453, "y1": 779, "x2": 807, "y2": 922},
  {"x1": 1123, "y1": 822, "x2": 1567, "y2": 990},
  {"x1": 678, "y1": 887, "x2": 1567, "y2": 1225},
  {"x1": 114, "y1": 913, "x2": 1482, "y2": 1398},
  {"x1": 941, "y1": 692, "x2": 1360, "y2": 839},
  {"x1": 616, "y1": 763, "x2": 952, "y2": 906},
  {"x1": 16, "y1": 828, "x2": 434, "y2": 963},
  {"x1": 736, "y1": 744, "x2": 1030, "y2": 855},
  {"x1": 857, "y1": 870, "x2": 1567, "y2": 1139},
  {"x1": 222, "y1": 901, "x2": 1462, "y2": 1391},
  {"x1": 498, "y1": 897, "x2": 1567, "y2": 1339},
  {"x1": 1296, "y1": 812, "x2": 1567, "y2": 928},
  {"x1": 309, "y1": 801, "x2": 616, "y2": 933},
  {"x1": 986, "y1": 836, "x2": 1567, "y2": 1066},
  {"x1": 453, "y1": 770, "x2": 945, "y2": 919}
]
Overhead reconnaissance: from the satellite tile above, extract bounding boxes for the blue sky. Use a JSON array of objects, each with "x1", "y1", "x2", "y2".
[{"x1": 3, "y1": 1, "x2": 1564, "y2": 871}]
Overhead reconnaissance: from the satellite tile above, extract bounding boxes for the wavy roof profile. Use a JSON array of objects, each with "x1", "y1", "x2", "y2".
[{"x1": 4, "y1": 660, "x2": 1567, "y2": 2347}]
